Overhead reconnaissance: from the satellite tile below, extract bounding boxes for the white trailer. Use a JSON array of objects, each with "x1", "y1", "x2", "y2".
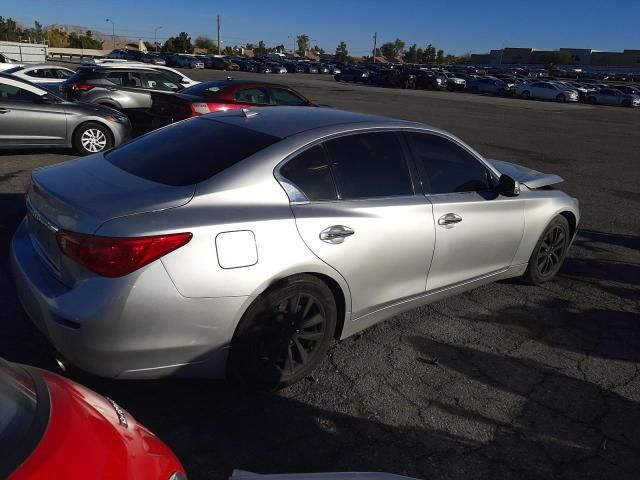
[{"x1": 0, "y1": 41, "x2": 48, "y2": 64}]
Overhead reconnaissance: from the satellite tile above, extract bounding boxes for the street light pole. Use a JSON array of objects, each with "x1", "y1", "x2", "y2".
[
  {"x1": 105, "y1": 18, "x2": 115, "y2": 49},
  {"x1": 154, "y1": 26, "x2": 162, "y2": 52}
]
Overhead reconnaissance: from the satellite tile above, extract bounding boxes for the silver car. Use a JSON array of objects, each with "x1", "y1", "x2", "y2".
[
  {"x1": 516, "y1": 81, "x2": 579, "y2": 102},
  {"x1": 11, "y1": 107, "x2": 579, "y2": 389},
  {"x1": 0, "y1": 74, "x2": 131, "y2": 155},
  {"x1": 587, "y1": 88, "x2": 640, "y2": 107}
]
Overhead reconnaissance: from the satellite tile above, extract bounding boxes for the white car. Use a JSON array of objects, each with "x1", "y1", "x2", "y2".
[
  {"x1": 3, "y1": 64, "x2": 74, "y2": 92},
  {"x1": 0, "y1": 52, "x2": 20, "y2": 72},
  {"x1": 82, "y1": 59, "x2": 200, "y2": 87},
  {"x1": 517, "y1": 81, "x2": 579, "y2": 102}
]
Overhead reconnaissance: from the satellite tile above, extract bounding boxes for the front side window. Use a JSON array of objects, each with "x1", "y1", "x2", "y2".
[
  {"x1": 407, "y1": 132, "x2": 494, "y2": 195},
  {"x1": 25, "y1": 69, "x2": 44, "y2": 78},
  {"x1": 142, "y1": 72, "x2": 179, "y2": 91},
  {"x1": 235, "y1": 88, "x2": 269, "y2": 104},
  {"x1": 279, "y1": 145, "x2": 337, "y2": 201},
  {"x1": 324, "y1": 132, "x2": 413, "y2": 200},
  {"x1": 54, "y1": 69, "x2": 72, "y2": 79},
  {"x1": 0, "y1": 83, "x2": 40, "y2": 102},
  {"x1": 270, "y1": 88, "x2": 307, "y2": 106}
]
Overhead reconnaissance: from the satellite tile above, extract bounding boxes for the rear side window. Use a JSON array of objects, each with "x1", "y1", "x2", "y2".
[
  {"x1": 235, "y1": 88, "x2": 269, "y2": 104},
  {"x1": 280, "y1": 145, "x2": 337, "y2": 201},
  {"x1": 407, "y1": 132, "x2": 493, "y2": 194},
  {"x1": 324, "y1": 132, "x2": 413, "y2": 200},
  {"x1": 106, "y1": 119, "x2": 280, "y2": 186},
  {"x1": 270, "y1": 88, "x2": 307, "y2": 106}
]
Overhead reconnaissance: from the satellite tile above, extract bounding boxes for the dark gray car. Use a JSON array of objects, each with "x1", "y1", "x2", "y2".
[
  {"x1": 60, "y1": 66, "x2": 182, "y2": 113},
  {"x1": 0, "y1": 74, "x2": 131, "y2": 155}
]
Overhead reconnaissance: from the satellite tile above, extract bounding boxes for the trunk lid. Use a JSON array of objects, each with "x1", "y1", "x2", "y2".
[
  {"x1": 486, "y1": 159, "x2": 564, "y2": 189},
  {"x1": 26, "y1": 154, "x2": 194, "y2": 285}
]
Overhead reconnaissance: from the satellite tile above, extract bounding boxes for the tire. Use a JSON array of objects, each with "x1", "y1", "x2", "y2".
[
  {"x1": 522, "y1": 216, "x2": 571, "y2": 285},
  {"x1": 470, "y1": 86, "x2": 478, "y2": 94},
  {"x1": 556, "y1": 94, "x2": 566, "y2": 103},
  {"x1": 587, "y1": 96, "x2": 597, "y2": 104},
  {"x1": 228, "y1": 274, "x2": 337, "y2": 390},
  {"x1": 622, "y1": 99, "x2": 633, "y2": 108},
  {"x1": 521, "y1": 90, "x2": 531, "y2": 99},
  {"x1": 72, "y1": 122, "x2": 113, "y2": 156}
]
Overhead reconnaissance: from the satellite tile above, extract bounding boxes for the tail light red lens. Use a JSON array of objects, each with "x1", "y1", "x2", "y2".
[
  {"x1": 207, "y1": 103, "x2": 241, "y2": 112},
  {"x1": 69, "y1": 82, "x2": 95, "y2": 91},
  {"x1": 56, "y1": 231, "x2": 192, "y2": 277},
  {"x1": 189, "y1": 103, "x2": 211, "y2": 115}
]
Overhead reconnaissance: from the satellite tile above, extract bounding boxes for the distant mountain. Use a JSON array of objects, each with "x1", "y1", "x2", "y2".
[{"x1": 44, "y1": 24, "x2": 135, "y2": 49}]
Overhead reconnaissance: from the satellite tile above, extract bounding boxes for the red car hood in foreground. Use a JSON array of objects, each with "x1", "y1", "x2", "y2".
[{"x1": 9, "y1": 368, "x2": 185, "y2": 480}]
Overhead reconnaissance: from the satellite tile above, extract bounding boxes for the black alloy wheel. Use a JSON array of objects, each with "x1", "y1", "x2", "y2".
[
  {"x1": 228, "y1": 275, "x2": 336, "y2": 389},
  {"x1": 523, "y1": 216, "x2": 570, "y2": 285}
]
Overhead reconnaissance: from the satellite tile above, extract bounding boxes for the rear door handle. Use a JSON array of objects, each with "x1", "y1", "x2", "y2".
[
  {"x1": 320, "y1": 225, "x2": 355, "y2": 244},
  {"x1": 438, "y1": 213, "x2": 462, "y2": 226}
]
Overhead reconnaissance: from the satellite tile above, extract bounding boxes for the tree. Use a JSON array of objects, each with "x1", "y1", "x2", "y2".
[
  {"x1": 163, "y1": 32, "x2": 193, "y2": 53},
  {"x1": 335, "y1": 41, "x2": 349, "y2": 62},
  {"x1": 47, "y1": 28, "x2": 67, "y2": 47},
  {"x1": 380, "y1": 38, "x2": 405, "y2": 61},
  {"x1": 34, "y1": 21, "x2": 43, "y2": 35},
  {"x1": 551, "y1": 51, "x2": 573, "y2": 65},
  {"x1": 312, "y1": 44, "x2": 325, "y2": 54},
  {"x1": 222, "y1": 46, "x2": 234, "y2": 55},
  {"x1": 423, "y1": 43, "x2": 437, "y2": 63},
  {"x1": 403, "y1": 43, "x2": 419, "y2": 63},
  {"x1": 436, "y1": 49, "x2": 445, "y2": 64},
  {"x1": 296, "y1": 33, "x2": 310, "y2": 56},
  {"x1": 194, "y1": 35, "x2": 216, "y2": 52},
  {"x1": 68, "y1": 31, "x2": 102, "y2": 49},
  {"x1": 254, "y1": 40, "x2": 267, "y2": 57}
]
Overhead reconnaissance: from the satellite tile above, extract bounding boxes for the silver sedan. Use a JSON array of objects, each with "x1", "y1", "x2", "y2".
[
  {"x1": 11, "y1": 107, "x2": 579, "y2": 389},
  {"x1": 0, "y1": 73, "x2": 131, "y2": 155},
  {"x1": 516, "y1": 81, "x2": 579, "y2": 102}
]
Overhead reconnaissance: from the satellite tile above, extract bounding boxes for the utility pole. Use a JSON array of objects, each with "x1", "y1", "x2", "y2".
[
  {"x1": 217, "y1": 14, "x2": 221, "y2": 55},
  {"x1": 106, "y1": 18, "x2": 115, "y2": 49},
  {"x1": 372, "y1": 32, "x2": 377, "y2": 62},
  {"x1": 154, "y1": 26, "x2": 162, "y2": 52}
]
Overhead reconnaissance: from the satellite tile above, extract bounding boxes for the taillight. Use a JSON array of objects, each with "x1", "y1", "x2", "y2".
[
  {"x1": 69, "y1": 82, "x2": 95, "y2": 91},
  {"x1": 207, "y1": 103, "x2": 241, "y2": 112},
  {"x1": 189, "y1": 103, "x2": 211, "y2": 115},
  {"x1": 56, "y1": 231, "x2": 192, "y2": 277}
]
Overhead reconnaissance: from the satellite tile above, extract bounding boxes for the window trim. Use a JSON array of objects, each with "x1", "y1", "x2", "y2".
[
  {"x1": 275, "y1": 127, "x2": 420, "y2": 205},
  {"x1": 402, "y1": 128, "x2": 500, "y2": 197}
]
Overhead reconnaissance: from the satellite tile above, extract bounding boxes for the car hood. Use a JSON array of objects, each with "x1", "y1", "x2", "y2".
[
  {"x1": 63, "y1": 100, "x2": 120, "y2": 115},
  {"x1": 486, "y1": 159, "x2": 564, "y2": 189}
]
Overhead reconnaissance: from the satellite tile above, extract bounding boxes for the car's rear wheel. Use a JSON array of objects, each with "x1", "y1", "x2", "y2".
[
  {"x1": 622, "y1": 99, "x2": 633, "y2": 107},
  {"x1": 521, "y1": 90, "x2": 531, "y2": 99},
  {"x1": 556, "y1": 94, "x2": 566, "y2": 103},
  {"x1": 228, "y1": 274, "x2": 337, "y2": 390},
  {"x1": 587, "y1": 96, "x2": 597, "y2": 104},
  {"x1": 523, "y1": 216, "x2": 570, "y2": 285},
  {"x1": 470, "y1": 86, "x2": 478, "y2": 94},
  {"x1": 73, "y1": 122, "x2": 113, "y2": 156}
]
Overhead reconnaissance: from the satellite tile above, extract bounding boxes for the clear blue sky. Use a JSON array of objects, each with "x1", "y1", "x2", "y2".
[{"x1": 4, "y1": 0, "x2": 639, "y2": 55}]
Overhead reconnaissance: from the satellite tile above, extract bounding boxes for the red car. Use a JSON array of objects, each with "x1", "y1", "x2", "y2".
[
  {"x1": 149, "y1": 79, "x2": 317, "y2": 128},
  {"x1": 1, "y1": 358, "x2": 186, "y2": 480}
]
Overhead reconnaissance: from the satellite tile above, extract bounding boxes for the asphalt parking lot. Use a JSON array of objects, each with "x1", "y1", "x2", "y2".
[{"x1": 1, "y1": 66, "x2": 639, "y2": 480}]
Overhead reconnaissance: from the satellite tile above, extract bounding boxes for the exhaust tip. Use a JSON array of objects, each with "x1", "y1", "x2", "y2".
[{"x1": 55, "y1": 356, "x2": 69, "y2": 372}]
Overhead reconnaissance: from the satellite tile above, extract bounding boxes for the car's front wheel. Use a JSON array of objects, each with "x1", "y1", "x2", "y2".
[
  {"x1": 523, "y1": 215, "x2": 571, "y2": 285},
  {"x1": 556, "y1": 93, "x2": 566, "y2": 103},
  {"x1": 228, "y1": 274, "x2": 337, "y2": 390},
  {"x1": 73, "y1": 122, "x2": 113, "y2": 156},
  {"x1": 521, "y1": 90, "x2": 531, "y2": 99}
]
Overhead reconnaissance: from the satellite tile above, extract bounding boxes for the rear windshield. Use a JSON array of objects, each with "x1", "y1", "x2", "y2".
[
  {"x1": 106, "y1": 118, "x2": 280, "y2": 186},
  {"x1": 181, "y1": 81, "x2": 230, "y2": 98},
  {"x1": 0, "y1": 359, "x2": 46, "y2": 477}
]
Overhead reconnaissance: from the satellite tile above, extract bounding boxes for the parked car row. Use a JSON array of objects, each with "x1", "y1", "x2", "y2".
[{"x1": 331, "y1": 64, "x2": 640, "y2": 107}]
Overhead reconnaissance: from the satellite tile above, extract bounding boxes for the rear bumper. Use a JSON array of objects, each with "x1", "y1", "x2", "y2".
[{"x1": 11, "y1": 218, "x2": 250, "y2": 379}]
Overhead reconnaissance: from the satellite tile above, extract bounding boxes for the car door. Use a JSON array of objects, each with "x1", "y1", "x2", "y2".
[
  {"x1": 280, "y1": 131, "x2": 435, "y2": 319},
  {"x1": 0, "y1": 79, "x2": 67, "y2": 147},
  {"x1": 103, "y1": 71, "x2": 150, "y2": 109},
  {"x1": 268, "y1": 87, "x2": 309, "y2": 106},
  {"x1": 405, "y1": 131, "x2": 525, "y2": 292}
]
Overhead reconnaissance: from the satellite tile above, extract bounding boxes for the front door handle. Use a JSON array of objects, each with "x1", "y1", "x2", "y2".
[
  {"x1": 438, "y1": 213, "x2": 462, "y2": 226},
  {"x1": 319, "y1": 225, "x2": 355, "y2": 244}
]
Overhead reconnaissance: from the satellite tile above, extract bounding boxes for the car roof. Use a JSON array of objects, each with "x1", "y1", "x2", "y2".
[{"x1": 200, "y1": 106, "x2": 423, "y2": 139}]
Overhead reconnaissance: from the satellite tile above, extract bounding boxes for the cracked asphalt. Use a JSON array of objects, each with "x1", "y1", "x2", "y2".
[{"x1": 1, "y1": 67, "x2": 639, "y2": 479}]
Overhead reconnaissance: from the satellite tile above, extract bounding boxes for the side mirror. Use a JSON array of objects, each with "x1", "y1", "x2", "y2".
[
  {"x1": 497, "y1": 174, "x2": 520, "y2": 197},
  {"x1": 38, "y1": 94, "x2": 55, "y2": 103}
]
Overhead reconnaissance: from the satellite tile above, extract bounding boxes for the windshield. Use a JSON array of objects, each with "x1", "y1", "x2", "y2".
[{"x1": 0, "y1": 359, "x2": 48, "y2": 478}]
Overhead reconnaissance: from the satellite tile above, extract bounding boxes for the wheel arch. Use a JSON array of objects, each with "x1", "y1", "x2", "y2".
[{"x1": 559, "y1": 210, "x2": 577, "y2": 239}]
